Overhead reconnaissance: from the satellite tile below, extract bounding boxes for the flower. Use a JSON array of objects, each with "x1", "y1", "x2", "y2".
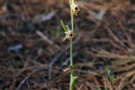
[
  {"x1": 71, "y1": 2, "x2": 80, "y2": 16},
  {"x1": 64, "y1": 30, "x2": 74, "y2": 41}
]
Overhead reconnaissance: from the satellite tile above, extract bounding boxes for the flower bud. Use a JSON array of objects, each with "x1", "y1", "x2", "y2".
[{"x1": 71, "y1": 2, "x2": 80, "y2": 16}]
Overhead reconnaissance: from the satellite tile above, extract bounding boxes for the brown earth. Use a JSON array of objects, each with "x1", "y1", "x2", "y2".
[{"x1": 0, "y1": 0, "x2": 135, "y2": 90}]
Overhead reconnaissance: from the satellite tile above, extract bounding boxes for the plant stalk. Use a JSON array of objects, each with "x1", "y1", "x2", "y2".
[{"x1": 69, "y1": 0, "x2": 75, "y2": 90}]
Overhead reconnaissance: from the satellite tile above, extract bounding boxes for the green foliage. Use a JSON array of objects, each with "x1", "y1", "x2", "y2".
[
  {"x1": 61, "y1": 0, "x2": 79, "y2": 90},
  {"x1": 60, "y1": 19, "x2": 67, "y2": 32},
  {"x1": 104, "y1": 67, "x2": 115, "y2": 83}
]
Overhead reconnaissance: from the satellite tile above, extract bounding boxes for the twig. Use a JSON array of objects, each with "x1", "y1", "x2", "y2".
[
  {"x1": 16, "y1": 68, "x2": 46, "y2": 90},
  {"x1": 117, "y1": 20, "x2": 135, "y2": 49},
  {"x1": 104, "y1": 25, "x2": 127, "y2": 52},
  {"x1": 43, "y1": 77, "x2": 50, "y2": 90},
  {"x1": 0, "y1": 13, "x2": 26, "y2": 21},
  {"x1": 36, "y1": 30, "x2": 61, "y2": 50}
]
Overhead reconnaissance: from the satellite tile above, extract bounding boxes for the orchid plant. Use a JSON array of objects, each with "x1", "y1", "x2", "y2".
[{"x1": 60, "y1": 0, "x2": 80, "y2": 90}]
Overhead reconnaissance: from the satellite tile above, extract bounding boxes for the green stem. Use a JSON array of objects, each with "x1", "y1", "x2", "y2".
[
  {"x1": 70, "y1": 71, "x2": 74, "y2": 90},
  {"x1": 69, "y1": 0, "x2": 74, "y2": 67},
  {"x1": 70, "y1": 1, "x2": 74, "y2": 30},
  {"x1": 70, "y1": 40, "x2": 73, "y2": 67},
  {"x1": 69, "y1": 0, "x2": 75, "y2": 90},
  {"x1": 70, "y1": 8, "x2": 74, "y2": 30}
]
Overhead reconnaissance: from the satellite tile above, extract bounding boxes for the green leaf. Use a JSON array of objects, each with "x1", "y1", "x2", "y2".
[
  {"x1": 60, "y1": 19, "x2": 67, "y2": 32},
  {"x1": 63, "y1": 35, "x2": 68, "y2": 41},
  {"x1": 73, "y1": 76, "x2": 78, "y2": 80},
  {"x1": 104, "y1": 67, "x2": 115, "y2": 83}
]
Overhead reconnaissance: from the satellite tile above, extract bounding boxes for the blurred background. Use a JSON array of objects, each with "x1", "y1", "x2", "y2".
[{"x1": 0, "y1": 0, "x2": 135, "y2": 90}]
